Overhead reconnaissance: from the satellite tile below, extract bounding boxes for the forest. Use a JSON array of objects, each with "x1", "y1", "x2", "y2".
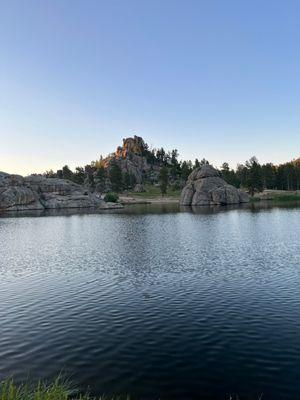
[{"x1": 44, "y1": 145, "x2": 300, "y2": 196}]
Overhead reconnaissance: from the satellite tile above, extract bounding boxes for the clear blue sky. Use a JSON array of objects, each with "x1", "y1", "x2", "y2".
[{"x1": 1, "y1": 0, "x2": 300, "y2": 175}]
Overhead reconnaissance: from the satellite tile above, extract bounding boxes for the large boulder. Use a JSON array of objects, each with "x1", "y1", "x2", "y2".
[
  {"x1": 180, "y1": 165, "x2": 249, "y2": 206},
  {"x1": 180, "y1": 182, "x2": 194, "y2": 205},
  {"x1": 0, "y1": 173, "x2": 44, "y2": 211},
  {"x1": 0, "y1": 172, "x2": 121, "y2": 212}
]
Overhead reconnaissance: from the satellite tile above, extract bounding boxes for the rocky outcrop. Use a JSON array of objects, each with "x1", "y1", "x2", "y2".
[
  {"x1": 105, "y1": 135, "x2": 153, "y2": 184},
  {"x1": 0, "y1": 172, "x2": 121, "y2": 212},
  {"x1": 115, "y1": 136, "x2": 146, "y2": 159},
  {"x1": 180, "y1": 165, "x2": 249, "y2": 206}
]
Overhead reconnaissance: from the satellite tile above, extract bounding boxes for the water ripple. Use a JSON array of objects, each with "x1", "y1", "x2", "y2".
[{"x1": 0, "y1": 206, "x2": 300, "y2": 399}]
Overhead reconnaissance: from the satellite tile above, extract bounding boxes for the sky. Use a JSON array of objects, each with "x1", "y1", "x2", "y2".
[{"x1": 1, "y1": 0, "x2": 300, "y2": 175}]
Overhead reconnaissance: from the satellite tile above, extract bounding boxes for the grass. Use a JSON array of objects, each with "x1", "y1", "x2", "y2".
[
  {"x1": 0, "y1": 377, "x2": 127, "y2": 400},
  {"x1": 0, "y1": 378, "x2": 264, "y2": 400},
  {"x1": 125, "y1": 184, "x2": 181, "y2": 199},
  {"x1": 272, "y1": 194, "x2": 300, "y2": 201},
  {"x1": 0, "y1": 377, "x2": 71, "y2": 400},
  {"x1": 252, "y1": 192, "x2": 300, "y2": 202}
]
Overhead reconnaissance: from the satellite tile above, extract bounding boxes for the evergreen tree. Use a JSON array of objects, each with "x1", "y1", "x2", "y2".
[
  {"x1": 171, "y1": 149, "x2": 179, "y2": 165},
  {"x1": 181, "y1": 161, "x2": 192, "y2": 181},
  {"x1": 109, "y1": 163, "x2": 123, "y2": 192},
  {"x1": 56, "y1": 169, "x2": 63, "y2": 179},
  {"x1": 94, "y1": 166, "x2": 107, "y2": 193},
  {"x1": 123, "y1": 172, "x2": 136, "y2": 190},
  {"x1": 169, "y1": 149, "x2": 180, "y2": 180},
  {"x1": 74, "y1": 167, "x2": 85, "y2": 184},
  {"x1": 156, "y1": 148, "x2": 166, "y2": 164},
  {"x1": 44, "y1": 169, "x2": 56, "y2": 178},
  {"x1": 159, "y1": 166, "x2": 169, "y2": 195},
  {"x1": 199, "y1": 158, "x2": 209, "y2": 166},
  {"x1": 245, "y1": 157, "x2": 263, "y2": 196},
  {"x1": 194, "y1": 158, "x2": 200, "y2": 169},
  {"x1": 62, "y1": 165, "x2": 74, "y2": 181},
  {"x1": 261, "y1": 163, "x2": 276, "y2": 189},
  {"x1": 220, "y1": 162, "x2": 240, "y2": 187}
]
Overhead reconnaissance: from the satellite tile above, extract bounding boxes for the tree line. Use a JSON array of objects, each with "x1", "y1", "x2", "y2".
[
  {"x1": 220, "y1": 157, "x2": 300, "y2": 196},
  {"x1": 44, "y1": 147, "x2": 300, "y2": 196}
]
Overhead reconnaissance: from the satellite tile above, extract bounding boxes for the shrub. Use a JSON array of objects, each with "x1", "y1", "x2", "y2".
[{"x1": 104, "y1": 192, "x2": 119, "y2": 203}]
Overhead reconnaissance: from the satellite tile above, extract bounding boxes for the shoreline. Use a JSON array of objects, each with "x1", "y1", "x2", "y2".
[{"x1": 119, "y1": 195, "x2": 179, "y2": 205}]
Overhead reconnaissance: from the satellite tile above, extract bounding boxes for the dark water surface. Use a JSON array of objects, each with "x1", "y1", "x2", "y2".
[{"x1": 1, "y1": 203, "x2": 300, "y2": 399}]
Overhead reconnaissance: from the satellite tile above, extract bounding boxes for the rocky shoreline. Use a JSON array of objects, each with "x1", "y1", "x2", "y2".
[{"x1": 0, "y1": 172, "x2": 122, "y2": 212}]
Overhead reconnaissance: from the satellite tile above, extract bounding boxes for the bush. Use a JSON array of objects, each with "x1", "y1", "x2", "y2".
[{"x1": 104, "y1": 192, "x2": 119, "y2": 203}]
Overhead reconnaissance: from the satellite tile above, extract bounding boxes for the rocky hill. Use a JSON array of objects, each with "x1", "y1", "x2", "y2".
[
  {"x1": 103, "y1": 136, "x2": 161, "y2": 187},
  {"x1": 103, "y1": 135, "x2": 154, "y2": 185}
]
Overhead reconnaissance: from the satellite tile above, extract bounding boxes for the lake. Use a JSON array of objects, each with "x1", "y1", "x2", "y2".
[{"x1": 1, "y1": 203, "x2": 300, "y2": 399}]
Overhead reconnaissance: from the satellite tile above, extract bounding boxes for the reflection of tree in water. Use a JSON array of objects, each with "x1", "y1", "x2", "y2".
[{"x1": 180, "y1": 201, "x2": 300, "y2": 215}]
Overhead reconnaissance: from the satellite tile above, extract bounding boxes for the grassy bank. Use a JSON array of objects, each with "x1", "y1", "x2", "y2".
[
  {"x1": 272, "y1": 194, "x2": 300, "y2": 201},
  {"x1": 119, "y1": 184, "x2": 181, "y2": 204},
  {"x1": 0, "y1": 378, "x2": 262, "y2": 400},
  {"x1": 253, "y1": 190, "x2": 300, "y2": 202},
  {"x1": 125, "y1": 184, "x2": 181, "y2": 199},
  {"x1": 122, "y1": 186, "x2": 300, "y2": 205},
  {"x1": 0, "y1": 378, "x2": 118, "y2": 400}
]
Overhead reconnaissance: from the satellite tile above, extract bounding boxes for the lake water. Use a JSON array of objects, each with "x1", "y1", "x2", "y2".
[{"x1": 1, "y1": 203, "x2": 300, "y2": 399}]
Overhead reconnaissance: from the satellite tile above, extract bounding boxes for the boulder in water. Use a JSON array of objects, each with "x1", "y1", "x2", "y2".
[{"x1": 180, "y1": 165, "x2": 249, "y2": 206}]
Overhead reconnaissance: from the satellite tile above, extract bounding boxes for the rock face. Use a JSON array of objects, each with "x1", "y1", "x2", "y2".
[
  {"x1": 104, "y1": 135, "x2": 153, "y2": 184},
  {"x1": 0, "y1": 172, "x2": 119, "y2": 212},
  {"x1": 115, "y1": 136, "x2": 146, "y2": 159},
  {"x1": 180, "y1": 165, "x2": 249, "y2": 206}
]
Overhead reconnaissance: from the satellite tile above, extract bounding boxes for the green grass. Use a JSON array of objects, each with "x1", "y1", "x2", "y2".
[
  {"x1": 126, "y1": 184, "x2": 181, "y2": 199},
  {"x1": 252, "y1": 193, "x2": 300, "y2": 202},
  {"x1": 0, "y1": 377, "x2": 70, "y2": 400},
  {"x1": 272, "y1": 194, "x2": 300, "y2": 201},
  {"x1": 0, "y1": 377, "x2": 127, "y2": 400},
  {"x1": 0, "y1": 378, "x2": 264, "y2": 400}
]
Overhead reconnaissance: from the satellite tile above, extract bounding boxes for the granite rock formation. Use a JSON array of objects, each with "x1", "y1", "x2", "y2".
[
  {"x1": 104, "y1": 136, "x2": 154, "y2": 184},
  {"x1": 180, "y1": 165, "x2": 249, "y2": 206},
  {"x1": 0, "y1": 172, "x2": 121, "y2": 212}
]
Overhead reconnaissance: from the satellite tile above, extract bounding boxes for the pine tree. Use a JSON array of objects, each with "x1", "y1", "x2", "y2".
[
  {"x1": 109, "y1": 163, "x2": 123, "y2": 192},
  {"x1": 159, "y1": 166, "x2": 169, "y2": 195}
]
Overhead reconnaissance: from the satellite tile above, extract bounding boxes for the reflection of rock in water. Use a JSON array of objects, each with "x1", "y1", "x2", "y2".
[
  {"x1": 180, "y1": 165, "x2": 249, "y2": 206},
  {"x1": 181, "y1": 200, "x2": 300, "y2": 214},
  {"x1": 180, "y1": 203, "x2": 250, "y2": 215}
]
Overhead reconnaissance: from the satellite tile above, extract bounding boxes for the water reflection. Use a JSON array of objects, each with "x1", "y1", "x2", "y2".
[
  {"x1": 1, "y1": 202, "x2": 300, "y2": 399},
  {"x1": 1, "y1": 200, "x2": 300, "y2": 219},
  {"x1": 181, "y1": 200, "x2": 300, "y2": 214}
]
